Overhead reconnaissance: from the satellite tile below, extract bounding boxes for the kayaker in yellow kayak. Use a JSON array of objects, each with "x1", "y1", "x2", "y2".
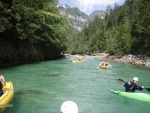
[
  {"x1": 0, "y1": 74, "x2": 6, "y2": 96},
  {"x1": 99, "y1": 60, "x2": 105, "y2": 66},
  {"x1": 124, "y1": 77, "x2": 144, "y2": 92}
]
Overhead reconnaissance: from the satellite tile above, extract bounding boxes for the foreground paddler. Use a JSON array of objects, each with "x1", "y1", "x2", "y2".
[
  {"x1": 0, "y1": 74, "x2": 14, "y2": 112},
  {"x1": 110, "y1": 77, "x2": 150, "y2": 102},
  {"x1": 0, "y1": 81, "x2": 14, "y2": 112},
  {"x1": 0, "y1": 75, "x2": 6, "y2": 97},
  {"x1": 124, "y1": 77, "x2": 144, "y2": 92},
  {"x1": 115, "y1": 77, "x2": 150, "y2": 92}
]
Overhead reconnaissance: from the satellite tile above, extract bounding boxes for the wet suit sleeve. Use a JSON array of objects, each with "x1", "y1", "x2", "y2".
[
  {"x1": 124, "y1": 83, "x2": 129, "y2": 88},
  {"x1": 135, "y1": 85, "x2": 143, "y2": 91}
]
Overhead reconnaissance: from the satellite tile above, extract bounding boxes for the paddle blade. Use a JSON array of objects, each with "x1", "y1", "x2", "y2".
[
  {"x1": 145, "y1": 88, "x2": 150, "y2": 92},
  {"x1": 115, "y1": 78, "x2": 126, "y2": 83}
]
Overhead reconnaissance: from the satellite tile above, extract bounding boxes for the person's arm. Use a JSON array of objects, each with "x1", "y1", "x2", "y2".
[
  {"x1": 135, "y1": 85, "x2": 144, "y2": 91},
  {"x1": 124, "y1": 83, "x2": 128, "y2": 88},
  {"x1": 124, "y1": 82, "x2": 131, "y2": 87},
  {"x1": 0, "y1": 75, "x2": 6, "y2": 86}
]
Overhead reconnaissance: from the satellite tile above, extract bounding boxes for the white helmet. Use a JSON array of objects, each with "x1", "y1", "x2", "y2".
[
  {"x1": 133, "y1": 77, "x2": 138, "y2": 81},
  {"x1": 60, "y1": 101, "x2": 78, "y2": 113}
]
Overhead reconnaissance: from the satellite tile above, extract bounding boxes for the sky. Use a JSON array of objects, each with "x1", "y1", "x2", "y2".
[{"x1": 58, "y1": 0, "x2": 125, "y2": 15}]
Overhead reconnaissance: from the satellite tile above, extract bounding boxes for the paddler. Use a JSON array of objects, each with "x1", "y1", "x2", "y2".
[
  {"x1": 124, "y1": 77, "x2": 144, "y2": 92},
  {"x1": 0, "y1": 74, "x2": 6, "y2": 96}
]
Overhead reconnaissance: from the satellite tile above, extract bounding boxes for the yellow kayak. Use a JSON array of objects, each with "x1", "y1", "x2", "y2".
[
  {"x1": 99, "y1": 65, "x2": 108, "y2": 69},
  {"x1": 0, "y1": 81, "x2": 14, "y2": 112},
  {"x1": 71, "y1": 58, "x2": 85, "y2": 63}
]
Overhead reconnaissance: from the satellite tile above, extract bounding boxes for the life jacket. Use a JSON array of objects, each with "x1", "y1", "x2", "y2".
[{"x1": 125, "y1": 82, "x2": 136, "y2": 92}]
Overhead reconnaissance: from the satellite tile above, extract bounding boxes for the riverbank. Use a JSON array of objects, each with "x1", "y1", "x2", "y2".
[
  {"x1": 109, "y1": 54, "x2": 150, "y2": 68},
  {"x1": 96, "y1": 53, "x2": 150, "y2": 68},
  {"x1": 63, "y1": 53, "x2": 150, "y2": 68}
]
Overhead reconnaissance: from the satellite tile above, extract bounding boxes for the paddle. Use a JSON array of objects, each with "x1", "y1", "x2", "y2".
[
  {"x1": 115, "y1": 78, "x2": 150, "y2": 92},
  {"x1": 0, "y1": 104, "x2": 13, "y2": 107}
]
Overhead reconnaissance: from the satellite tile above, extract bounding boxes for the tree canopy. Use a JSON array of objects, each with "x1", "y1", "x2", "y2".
[
  {"x1": 0, "y1": 0, "x2": 78, "y2": 66},
  {"x1": 71, "y1": 0, "x2": 150, "y2": 55},
  {"x1": 0, "y1": 0, "x2": 70, "y2": 53}
]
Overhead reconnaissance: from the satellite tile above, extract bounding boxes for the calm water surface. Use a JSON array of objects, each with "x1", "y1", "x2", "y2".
[{"x1": 0, "y1": 57, "x2": 150, "y2": 113}]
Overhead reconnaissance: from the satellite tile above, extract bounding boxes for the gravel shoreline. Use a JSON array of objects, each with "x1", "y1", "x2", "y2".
[{"x1": 100, "y1": 53, "x2": 150, "y2": 68}]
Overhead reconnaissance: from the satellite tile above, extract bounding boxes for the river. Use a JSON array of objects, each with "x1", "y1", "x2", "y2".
[{"x1": 1, "y1": 57, "x2": 150, "y2": 113}]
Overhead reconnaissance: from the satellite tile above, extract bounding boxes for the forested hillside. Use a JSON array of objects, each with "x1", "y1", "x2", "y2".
[
  {"x1": 0, "y1": 0, "x2": 149, "y2": 66},
  {"x1": 0, "y1": 0, "x2": 73, "y2": 66},
  {"x1": 72, "y1": 0, "x2": 150, "y2": 55}
]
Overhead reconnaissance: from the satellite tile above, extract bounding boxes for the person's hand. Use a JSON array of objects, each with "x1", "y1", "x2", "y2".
[{"x1": 141, "y1": 86, "x2": 144, "y2": 89}]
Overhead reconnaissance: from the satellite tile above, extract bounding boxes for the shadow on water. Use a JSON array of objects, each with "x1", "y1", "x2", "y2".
[
  {"x1": 41, "y1": 72, "x2": 61, "y2": 77},
  {"x1": 15, "y1": 89, "x2": 43, "y2": 95}
]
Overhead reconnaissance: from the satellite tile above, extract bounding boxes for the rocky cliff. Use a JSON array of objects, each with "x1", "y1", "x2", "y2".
[{"x1": 58, "y1": 4, "x2": 106, "y2": 31}]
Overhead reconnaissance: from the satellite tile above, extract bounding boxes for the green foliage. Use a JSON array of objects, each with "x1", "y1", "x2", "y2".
[
  {"x1": 0, "y1": 0, "x2": 70, "y2": 53},
  {"x1": 72, "y1": 0, "x2": 150, "y2": 55}
]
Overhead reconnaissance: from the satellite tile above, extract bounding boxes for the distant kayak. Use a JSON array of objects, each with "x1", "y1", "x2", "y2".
[
  {"x1": 110, "y1": 89, "x2": 150, "y2": 102},
  {"x1": 71, "y1": 58, "x2": 85, "y2": 63},
  {"x1": 99, "y1": 65, "x2": 108, "y2": 69},
  {"x1": 99, "y1": 64, "x2": 111, "y2": 69}
]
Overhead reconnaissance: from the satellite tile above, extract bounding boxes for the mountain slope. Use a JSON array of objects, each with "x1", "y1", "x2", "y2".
[
  {"x1": 89, "y1": 10, "x2": 105, "y2": 19},
  {"x1": 58, "y1": 4, "x2": 106, "y2": 31},
  {"x1": 58, "y1": 4, "x2": 90, "y2": 31}
]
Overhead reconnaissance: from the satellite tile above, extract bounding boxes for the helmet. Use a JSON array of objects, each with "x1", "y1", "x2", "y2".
[
  {"x1": 133, "y1": 77, "x2": 138, "y2": 81},
  {"x1": 60, "y1": 101, "x2": 78, "y2": 113}
]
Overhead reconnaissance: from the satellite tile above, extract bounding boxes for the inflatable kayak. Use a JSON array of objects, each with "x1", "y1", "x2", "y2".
[
  {"x1": 99, "y1": 64, "x2": 111, "y2": 69},
  {"x1": 71, "y1": 58, "x2": 85, "y2": 63},
  {"x1": 110, "y1": 89, "x2": 150, "y2": 102},
  {"x1": 0, "y1": 81, "x2": 14, "y2": 112},
  {"x1": 99, "y1": 65, "x2": 108, "y2": 69}
]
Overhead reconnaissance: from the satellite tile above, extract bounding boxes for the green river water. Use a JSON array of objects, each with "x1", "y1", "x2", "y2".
[{"x1": 0, "y1": 57, "x2": 150, "y2": 113}]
